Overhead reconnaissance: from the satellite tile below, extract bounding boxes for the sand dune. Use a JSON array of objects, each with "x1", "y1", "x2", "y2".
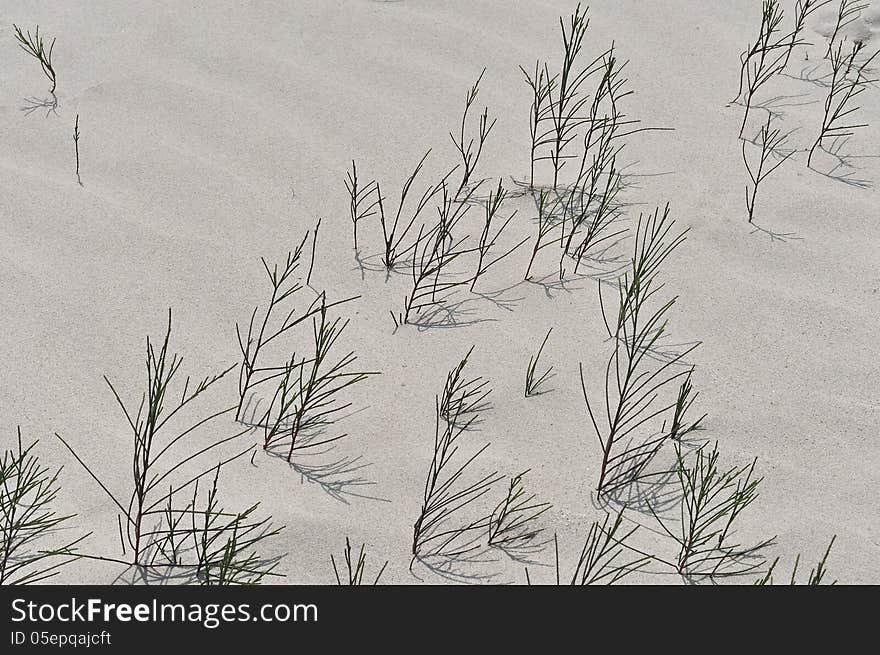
[{"x1": 1, "y1": 1, "x2": 878, "y2": 584}]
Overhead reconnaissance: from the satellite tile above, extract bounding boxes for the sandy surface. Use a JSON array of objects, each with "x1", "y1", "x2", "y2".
[{"x1": 1, "y1": 0, "x2": 878, "y2": 584}]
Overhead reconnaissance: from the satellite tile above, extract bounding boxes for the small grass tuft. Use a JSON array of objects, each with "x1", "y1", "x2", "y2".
[
  {"x1": 331, "y1": 536, "x2": 388, "y2": 585},
  {"x1": 524, "y1": 328, "x2": 554, "y2": 397}
]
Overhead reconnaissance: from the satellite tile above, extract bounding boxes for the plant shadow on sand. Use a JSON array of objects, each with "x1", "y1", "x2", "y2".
[
  {"x1": 411, "y1": 545, "x2": 504, "y2": 584},
  {"x1": 410, "y1": 537, "x2": 553, "y2": 584},
  {"x1": 492, "y1": 534, "x2": 555, "y2": 568},
  {"x1": 405, "y1": 283, "x2": 524, "y2": 331},
  {"x1": 238, "y1": 398, "x2": 390, "y2": 505},
  {"x1": 751, "y1": 91, "x2": 819, "y2": 120},
  {"x1": 608, "y1": 327, "x2": 702, "y2": 368},
  {"x1": 522, "y1": 237, "x2": 630, "y2": 299},
  {"x1": 780, "y1": 62, "x2": 835, "y2": 88},
  {"x1": 20, "y1": 94, "x2": 58, "y2": 117},
  {"x1": 808, "y1": 136, "x2": 879, "y2": 189},
  {"x1": 351, "y1": 251, "x2": 415, "y2": 281},
  {"x1": 596, "y1": 425, "x2": 710, "y2": 518},
  {"x1": 108, "y1": 543, "x2": 285, "y2": 586},
  {"x1": 411, "y1": 531, "x2": 553, "y2": 584},
  {"x1": 749, "y1": 222, "x2": 803, "y2": 242}
]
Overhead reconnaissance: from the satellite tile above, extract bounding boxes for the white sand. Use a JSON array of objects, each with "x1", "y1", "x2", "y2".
[{"x1": 1, "y1": 1, "x2": 878, "y2": 583}]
